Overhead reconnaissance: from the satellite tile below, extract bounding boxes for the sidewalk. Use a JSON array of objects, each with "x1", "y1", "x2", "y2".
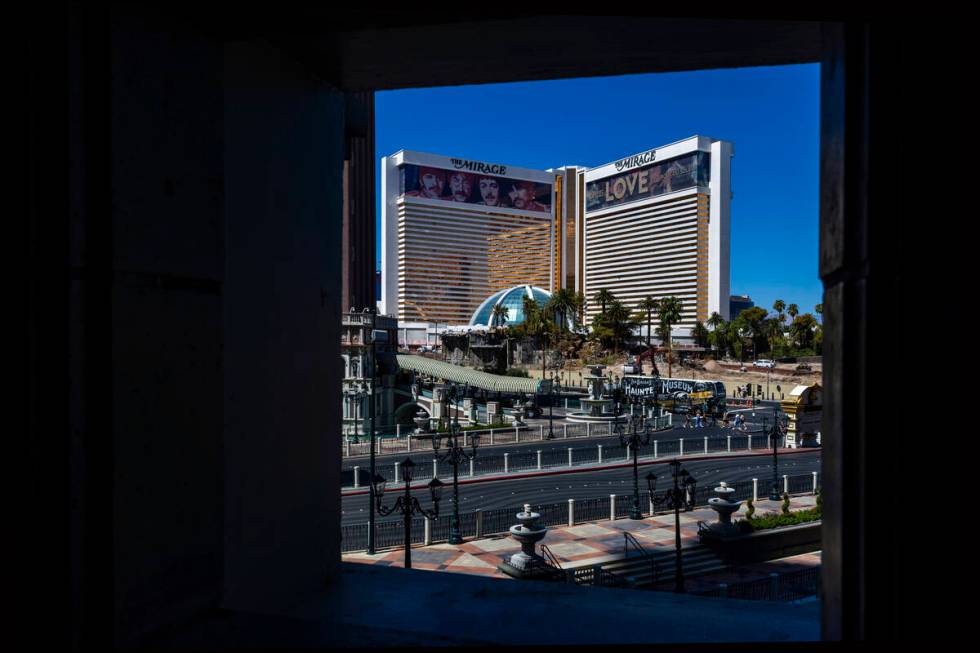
[{"x1": 343, "y1": 494, "x2": 819, "y2": 579}]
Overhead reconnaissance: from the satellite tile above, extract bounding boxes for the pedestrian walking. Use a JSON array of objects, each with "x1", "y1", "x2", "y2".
[{"x1": 683, "y1": 413, "x2": 691, "y2": 429}]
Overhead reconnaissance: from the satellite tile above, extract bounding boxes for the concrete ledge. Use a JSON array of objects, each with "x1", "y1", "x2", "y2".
[{"x1": 703, "y1": 522, "x2": 822, "y2": 566}]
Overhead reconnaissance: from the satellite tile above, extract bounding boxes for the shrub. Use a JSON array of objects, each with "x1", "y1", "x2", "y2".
[
  {"x1": 745, "y1": 497, "x2": 755, "y2": 520},
  {"x1": 781, "y1": 492, "x2": 791, "y2": 515},
  {"x1": 744, "y1": 507, "x2": 822, "y2": 531},
  {"x1": 504, "y1": 368, "x2": 530, "y2": 378},
  {"x1": 816, "y1": 489, "x2": 822, "y2": 509}
]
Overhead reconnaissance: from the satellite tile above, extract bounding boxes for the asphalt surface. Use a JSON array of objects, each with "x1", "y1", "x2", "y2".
[
  {"x1": 343, "y1": 403, "x2": 786, "y2": 471},
  {"x1": 341, "y1": 448, "x2": 820, "y2": 525}
]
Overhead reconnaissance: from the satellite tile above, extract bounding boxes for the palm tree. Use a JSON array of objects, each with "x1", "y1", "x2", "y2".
[
  {"x1": 691, "y1": 320, "x2": 709, "y2": 349},
  {"x1": 636, "y1": 296, "x2": 660, "y2": 352},
  {"x1": 708, "y1": 318, "x2": 728, "y2": 359},
  {"x1": 546, "y1": 287, "x2": 578, "y2": 335},
  {"x1": 707, "y1": 311, "x2": 726, "y2": 359},
  {"x1": 571, "y1": 291, "x2": 586, "y2": 331},
  {"x1": 490, "y1": 304, "x2": 509, "y2": 331},
  {"x1": 657, "y1": 296, "x2": 683, "y2": 377},
  {"x1": 764, "y1": 317, "x2": 782, "y2": 357},
  {"x1": 787, "y1": 303, "x2": 799, "y2": 321},
  {"x1": 773, "y1": 299, "x2": 786, "y2": 325},
  {"x1": 604, "y1": 299, "x2": 637, "y2": 354},
  {"x1": 592, "y1": 289, "x2": 615, "y2": 317}
]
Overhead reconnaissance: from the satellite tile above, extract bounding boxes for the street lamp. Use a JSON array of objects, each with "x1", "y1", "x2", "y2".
[
  {"x1": 766, "y1": 408, "x2": 790, "y2": 501},
  {"x1": 547, "y1": 375, "x2": 561, "y2": 439},
  {"x1": 619, "y1": 405, "x2": 653, "y2": 519},
  {"x1": 344, "y1": 381, "x2": 369, "y2": 444},
  {"x1": 432, "y1": 383, "x2": 478, "y2": 545},
  {"x1": 666, "y1": 459, "x2": 697, "y2": 593},
  {"x1": 373, "y1": 457, "x2": 443, "y2": 569}
]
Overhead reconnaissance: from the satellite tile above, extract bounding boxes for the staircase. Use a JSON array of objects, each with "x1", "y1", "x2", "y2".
[{"x1": 565, "y1": 542, "x2": 727, "y2": 590}]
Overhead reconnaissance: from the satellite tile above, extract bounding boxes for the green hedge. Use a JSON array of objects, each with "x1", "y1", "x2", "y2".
[{"x1": 737, "y1": 506, "x2": 821, "y2": 533}]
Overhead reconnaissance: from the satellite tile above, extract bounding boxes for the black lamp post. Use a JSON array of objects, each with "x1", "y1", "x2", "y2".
[
  {"x1": 666, "y1": 459, "x2": 697, "y2": 593},
  {"x1": 345, "y1": 381, "x2": 368, "y2": 445},
  {"x1": 767, "y1": 408, "x2": 790, "y2": 501},
  {"x1": 619, "y1": 405, "x2": 653, "y2": 519},
  {"x1": 547, "y1": 376, "x2": 561, "y2": 439},
  {"x1": 432, "y1": 382, "x2": 478, "y2": 545},
  {"x1": 373, "y1": 457, "x2": 443, "y2": 569}
]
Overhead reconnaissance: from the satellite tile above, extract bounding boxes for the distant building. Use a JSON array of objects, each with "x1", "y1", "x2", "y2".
[
  {"x1": 381, "y1": 135, "x2": 734, "y2": 340},
  {"x1": 729, "y1": 294, "x2": 754, "y2": 318},
  {"x1": 380, "y1": 150, "x2": 557, "y2": 325},
  {"x1": 341, "y1": 309, "x2": 399, "y2": 439}
]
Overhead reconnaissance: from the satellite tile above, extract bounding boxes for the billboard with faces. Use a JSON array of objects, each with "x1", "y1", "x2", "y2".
[{"x1": 399, "y1": 163, "x2": 552, "y2": 213}]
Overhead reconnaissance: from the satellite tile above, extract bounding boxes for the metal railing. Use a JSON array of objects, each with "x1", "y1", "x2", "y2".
[
  {"x1": 692, "y1": 566, "x2": 821, "y2": 602},
  {"x1": 341, "y1": 414, "x2": 673, "y2": 459},
  {"x1": 340, "y1": 472, "x2": 820, "y2": 553}
]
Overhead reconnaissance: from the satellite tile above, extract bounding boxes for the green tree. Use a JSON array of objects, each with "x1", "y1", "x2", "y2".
[
  {"x1": 691, "y1": 320, "x2": 709, "y2": 349},
  {"x1": 773, "y1": 299, "x2": 786, "y2": 325},
  {"x1": 787, "y1": 303, "x2": 799, "y2": 321},
  {"x1": 592, "y1": 289, "x2": 615, "y2": 316},
  {"x1": 490, "y1": 304, "x2": 509, "y2": 331},
  {"x1": 789, "y1": 313, "x2": 819, "y2": 350},
  {"x1": 636, "y1": 296, "x2": 660, "y2": 351},
  {"x1": 729, "y1": 315, "x2": 751, "y2": 362},
  {"x1": 546, "y1": 287, "x2": 578, "y2": 335},
  {"x1": 814, "y1": 303, "x2": 823, "y2": 316},
  {"x1": 571, "y1": 291, "x2": 586, "y2": 332},
  {"x1": 764, "y1": 317, "x2": 783, "y2": 357},
  {"x1": 737, "y1": 306, "x2": 769, "y2": 359},
  {"x1": 707, "y1": 312, "x2": 726, "y2": 359},
  {"x1": 657, "y1": 296, "x2": 683, "y2": 377},
  {"x1": 606, "y1": 299, "x2": 637, "y2": 354}
]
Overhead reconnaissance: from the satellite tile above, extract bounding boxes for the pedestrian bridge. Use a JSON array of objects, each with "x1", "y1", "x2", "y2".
[{"x1": 396, "y1": 354, "x2": 551, "y2": 395}]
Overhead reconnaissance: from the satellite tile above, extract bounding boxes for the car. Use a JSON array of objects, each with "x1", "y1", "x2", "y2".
[{"x1": 753, "y1": 359, "x2": 775, "y2": 369}]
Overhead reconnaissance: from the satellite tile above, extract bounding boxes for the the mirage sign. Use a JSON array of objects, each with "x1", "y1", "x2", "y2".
[{"x1": 585, "y1": 151, "x2": 711, "y2": 212}]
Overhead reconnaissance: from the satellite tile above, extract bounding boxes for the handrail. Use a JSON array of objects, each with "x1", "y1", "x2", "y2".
[
  {"x1": 623, "y1": 531, "x2": 653, "y2": 560},
  {"x1": 623, "y1": 531, "x2": 657, "y2": 585},
  {"x1": 539, "y1": 544, "x2": 564, "y2": 570}
]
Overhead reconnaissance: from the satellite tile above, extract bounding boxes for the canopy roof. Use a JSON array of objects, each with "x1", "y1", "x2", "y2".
[{"x1": 397, "y1": 354, "x2": 549, "y2": 394}]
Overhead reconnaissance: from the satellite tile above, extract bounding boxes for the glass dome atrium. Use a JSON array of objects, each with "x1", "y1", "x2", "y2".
[{"x1": 468, "y1": 285, "x2": 551, "y2": 328}]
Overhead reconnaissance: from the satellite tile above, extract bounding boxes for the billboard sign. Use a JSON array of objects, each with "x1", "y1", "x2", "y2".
[
  {"x1": 622, "y1": 376, "x2": 716, "y2": 402},
  {"x1": 399, "y1": 163, "x2": 552, "y2": 213},
  {"x1": 585, "y1": 151, "x2": 710, "y2": 212}
]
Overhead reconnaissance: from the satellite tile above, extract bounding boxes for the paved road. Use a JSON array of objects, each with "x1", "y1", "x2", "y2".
[
  {"x1": 343, "y1": 405, "x2": 787, "y2": 471},
  {"x1": 341, "y1": 449, "x2": 820, "y2": 525}
]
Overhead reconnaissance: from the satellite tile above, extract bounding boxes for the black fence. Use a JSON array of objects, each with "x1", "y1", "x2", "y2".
[
  {"x1": 340, "y1": 473, "x2": 819, "y2": 553},
  {"x1": 340, "y1": 432, "x2": 786, "y2": 488},
  {"x1": 692, "y1": 566, "x2": 820, "y2": 602}
]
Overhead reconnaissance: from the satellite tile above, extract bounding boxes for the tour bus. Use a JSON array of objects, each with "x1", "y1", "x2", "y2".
[{"x1": 621, "y1": 375, "x2": 727, "y2": 416}]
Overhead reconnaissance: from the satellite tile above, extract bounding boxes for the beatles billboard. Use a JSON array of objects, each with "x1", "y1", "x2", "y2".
[
  {"x1": 585, "y1": 151, "x2": 711, "y2": 212},
  {"x1": 399, "y1": 162, "x2": 552, "y2": 213}
]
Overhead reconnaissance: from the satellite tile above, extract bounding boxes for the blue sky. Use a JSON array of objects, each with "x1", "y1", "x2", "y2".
[{"x1": 375, "y1": 64, "x2": 822, "y2": 318}]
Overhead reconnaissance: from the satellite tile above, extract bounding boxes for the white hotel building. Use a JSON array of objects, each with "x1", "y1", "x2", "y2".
[
  {"x1": 381, "y1": 150, "x2": 563, "y2": 332},
  {"x1": 381, "y1": 136, "x2": 733, "y2": 343},
  {"x1": 582, "y1": 136, "x2": 733, "y2": 337}
]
